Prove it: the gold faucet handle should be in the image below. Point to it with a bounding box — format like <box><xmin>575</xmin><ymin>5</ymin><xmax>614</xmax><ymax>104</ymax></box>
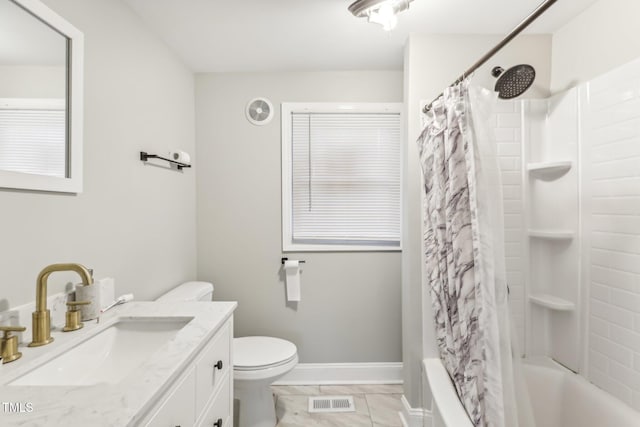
<box><xmin>0</xmin><ymin>326</ymin><xmax>26</xmax><ymax>364</ymax></box>
<box><xmin>63</xmin><ymin>302</ymin><xmax>89</xmax><ymax>332</ymax></box>
<box><xmin>0</xmin><ymin>326</ymin><xmax>26</xmax><ymax>336</ymax></box>
<box><xmin>67</xmin><ymin>301</ymin><xmax>91</xmax><ymax>311</ymax></box>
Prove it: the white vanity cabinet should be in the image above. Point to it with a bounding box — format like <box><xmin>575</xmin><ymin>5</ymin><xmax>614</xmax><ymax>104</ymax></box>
<box><xmin>144</xmin><ymin>367</ymin><xmax>197</xmax><ymax>426</ymax></box>
<box><xmin>143</xmin><ymin>318</ymin><xmax>233</xmax><ymax>427</ymax></box>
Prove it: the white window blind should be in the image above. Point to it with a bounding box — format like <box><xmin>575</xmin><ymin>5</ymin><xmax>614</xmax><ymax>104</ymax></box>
<box><xmin>287</xmin><ymin>109</ymin><xmax>401</xmax><ymax>249</ymax></box>
<box><xmin>0</xmin><ymin>103</ymin><xmax>66</xmax><ymax>178</ymax></box>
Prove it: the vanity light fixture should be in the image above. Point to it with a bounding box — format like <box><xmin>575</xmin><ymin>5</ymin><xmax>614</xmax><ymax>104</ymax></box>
<box><xmin>348</xmin><ymin>0</ymin><xmax>413</xmax><ymax>31</ymax></box>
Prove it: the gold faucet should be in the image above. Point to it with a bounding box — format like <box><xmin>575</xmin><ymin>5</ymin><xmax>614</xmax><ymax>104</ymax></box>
<box><xmin>29</xmin><ymin>263</ymin><xmax>93</xmax><ymax>347</ymax></box>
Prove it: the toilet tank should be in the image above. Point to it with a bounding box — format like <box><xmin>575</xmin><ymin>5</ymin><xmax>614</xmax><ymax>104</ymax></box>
<box><xmin>156</xmin><ymin>281</ymin><xmax>213</xmax><ymax>302</ymax></box>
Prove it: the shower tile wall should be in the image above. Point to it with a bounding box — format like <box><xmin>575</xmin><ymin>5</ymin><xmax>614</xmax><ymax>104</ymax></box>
<box><xmin>581</xmin><ymin>57</ymin><xmax>640</xmax><ymax>410</ymax></box>
<box><xmin>495</xmin><ymin>100</ymin><xmax>525</xmax><ymax>353</ymax></box>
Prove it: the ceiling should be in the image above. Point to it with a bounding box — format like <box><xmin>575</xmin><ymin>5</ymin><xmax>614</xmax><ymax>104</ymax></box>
<box><xmin>123</xmin><ymin>0</ymin><xmax>600</xmax><ymax>73</ymax></box>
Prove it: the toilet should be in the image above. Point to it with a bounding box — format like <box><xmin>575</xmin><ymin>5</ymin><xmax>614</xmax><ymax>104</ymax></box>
<box><xmin>156</xmin><ymin>282</ymin><xmax>298</xmax><ymax>427</ymax></box>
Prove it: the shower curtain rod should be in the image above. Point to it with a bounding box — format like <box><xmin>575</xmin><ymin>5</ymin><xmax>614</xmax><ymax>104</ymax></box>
<box><xmin>423</xmin><ymin>0</ymin><xmax>558</xmax><ymax>113</ymax></box>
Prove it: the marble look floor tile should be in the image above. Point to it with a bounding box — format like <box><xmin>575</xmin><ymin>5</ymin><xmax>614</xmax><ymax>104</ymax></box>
<box><xmin>319</xmin><ymin>384</ymin><xmax>404</xmax><ymax>395</ymax></box>
<box><xmin>272</xmin><ymin>385</ymin><xmax>321</xmax><ymax>396</ymax></box>
<box><xmin>276</xmin><ymin>394</ymin><xmax>373</xmax><ymax>427</ymax></box>
<box><xmin>365</xmin><ymin>394</ymin><xmax>403</xmax><ymax>426</ymax></box>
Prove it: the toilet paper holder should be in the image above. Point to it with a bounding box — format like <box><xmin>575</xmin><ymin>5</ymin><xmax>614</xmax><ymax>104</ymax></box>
<box><xmin>281</xmin><ymin>257</ymin><xmax>305</xmax><ymax>265</ymax></box>
<box><xmin>140</xmin><ymin>151</ymin><xmax>192</xmax><ymax>170</ymax></box>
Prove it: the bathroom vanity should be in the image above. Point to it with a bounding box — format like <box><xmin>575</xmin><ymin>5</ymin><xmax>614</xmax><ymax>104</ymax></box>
<box><xmin>142</xmin><ymin>310</ymin><xmax>233</xmax><ymax>426</ymax></box>
<box><xmin>0</xmin><ymin>301</ymin><xmax>236</xmax><ymax>426</ymax></box>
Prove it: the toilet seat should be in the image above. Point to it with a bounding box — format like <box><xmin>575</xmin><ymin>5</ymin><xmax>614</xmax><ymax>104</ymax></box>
<box><xmin>234</xmin><ymin>336</ymin><xmax>297</xmax><ymax>371</ymax></box>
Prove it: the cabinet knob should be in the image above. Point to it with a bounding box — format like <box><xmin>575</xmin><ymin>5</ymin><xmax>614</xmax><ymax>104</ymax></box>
<box><xmin>214</xmin><ymin>418</ymin><xmax>223</xmax><ymax>427</ymax></box>
<box><xmin>214</xmin><ymin>360</ymin><xmax>223</xmax><ymax>370</ymax></box>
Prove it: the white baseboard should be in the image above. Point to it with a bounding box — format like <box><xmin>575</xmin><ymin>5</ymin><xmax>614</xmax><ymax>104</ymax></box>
<box><xmin>273</xmin><ymin>362</ymin><xmax>403</xmax><ymax>385</ymax></box>
<box><xmin>399</xmin><ymin>395</ymin><xmax>431</xmax><ymax>427</ymax></box>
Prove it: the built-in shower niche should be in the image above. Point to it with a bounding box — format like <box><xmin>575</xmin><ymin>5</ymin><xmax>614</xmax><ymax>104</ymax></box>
<box><xmin>523</xmin><ymin>88</ymin><xmax>581</xmax><ymax>372</ymax></box>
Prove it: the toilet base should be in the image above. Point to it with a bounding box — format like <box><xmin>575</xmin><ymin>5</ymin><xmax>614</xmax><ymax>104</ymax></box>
<box><xmin>233</xmin><ymin>350</ymin><xmax>298</xmax><ymax>427</ymax></box>
<box><xmin>235</xmin><ymin>378</ymin><xmax>278</xmax><ymax>427</ymax></box>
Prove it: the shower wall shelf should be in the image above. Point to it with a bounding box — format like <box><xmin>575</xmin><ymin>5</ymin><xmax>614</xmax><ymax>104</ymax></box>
<box><xmin>527</xmin><ymin>161</ymin><xmax>572</xmax><ymax>177</ymax></box>
<box><xmin>528</xmin><ymin>229</ymin><xmax>574</xmax><ymax>240</ymax></box>
<box><xmin>529</xmin><ymin>293</ymin><xmax>575</xmax><ymax>311</ymax></box>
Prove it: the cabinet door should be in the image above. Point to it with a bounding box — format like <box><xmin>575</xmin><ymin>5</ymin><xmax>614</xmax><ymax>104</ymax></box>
<box><xmin>145</xmin><ymin>366</ymin><xmax>196</xmax><ymax>427</ymax></box>
<box><xmin>195</xmin><ymin>320</ymin><xmax>231</xmax><ymax>415</ymax></box>
<box><xmin>196</xmin><ymin>372</ymin><xmax>231</xmax><ymax>427</ymax></box>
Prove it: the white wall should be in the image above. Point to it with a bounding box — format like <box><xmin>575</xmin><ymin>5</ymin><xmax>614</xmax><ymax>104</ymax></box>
<box><xmin>0</xmin><ymin>0</ymin><xmax>197</xmax><ymax>309</ymax></box>
<box><xmin>0</xmin><ymin>65</ymin><xmax>65</xmax><ymax>98</ymax></box>
<box><xmin>195</xmin><ymin>71</ymin><xmax>403</xmax><ymax>363</ymax></box>
<box><xmin>551</xmin><ymin>0</ymin><xmax>640</xmax><ymax>92</ymax></box>
<box><xmin>403</xmin><ymin>33</ymin><xmax>551</xmax><ymax>408</ymax></box>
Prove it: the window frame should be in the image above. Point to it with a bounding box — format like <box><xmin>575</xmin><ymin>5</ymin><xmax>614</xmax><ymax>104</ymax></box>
<box><xmin>281</xmin><ymin>102</ymin><xmax>403</xmax><ymax>252</ymax></box>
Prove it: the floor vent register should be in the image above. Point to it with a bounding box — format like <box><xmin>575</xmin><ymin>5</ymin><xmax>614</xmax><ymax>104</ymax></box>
<box><xmin>308</xmin><ymin>396</ymin><xmax>355</xmax><ymax>413</ymax></box>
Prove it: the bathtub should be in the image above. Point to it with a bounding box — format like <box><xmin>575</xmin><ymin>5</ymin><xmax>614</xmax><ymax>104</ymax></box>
<box><xmin>424</xmin><ymin>358</ymin><xmax>640</xmax><ymax>427</ymax></box>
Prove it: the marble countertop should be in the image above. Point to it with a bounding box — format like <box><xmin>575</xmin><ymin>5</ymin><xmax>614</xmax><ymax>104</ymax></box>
<box><xmin>0</xmin><ymin>301</ymin><xmax>236</xmax><ymax>426</ymax></box>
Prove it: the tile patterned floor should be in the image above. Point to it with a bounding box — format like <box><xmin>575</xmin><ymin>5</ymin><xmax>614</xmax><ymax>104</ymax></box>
<box><xmin>271</xmin><ymin>384</ymin><xmax>404</xmax><ymax>427</ymax></box>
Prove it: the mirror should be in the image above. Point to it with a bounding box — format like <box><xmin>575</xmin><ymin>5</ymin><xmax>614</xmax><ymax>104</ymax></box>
<box><xmin>0</xmin><ymin>0</ymin><xmax>83</xmax><ymax>193</ymax></box>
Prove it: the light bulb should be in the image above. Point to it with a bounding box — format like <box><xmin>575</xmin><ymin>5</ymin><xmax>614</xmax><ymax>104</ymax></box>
<box><xmin>368</xmin><ymin>2</ymin><xmax>398</xmax><ymax>32</ymax></box>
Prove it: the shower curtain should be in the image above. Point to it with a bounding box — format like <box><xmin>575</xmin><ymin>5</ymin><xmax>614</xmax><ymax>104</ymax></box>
<box><xmin>416</xmin><ymin>82</ymin><xmax>534</xmax><ymax>427</ymax></box>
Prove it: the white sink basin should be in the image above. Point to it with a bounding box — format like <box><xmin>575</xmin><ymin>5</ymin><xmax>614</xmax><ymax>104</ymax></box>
<box><xmin>9</xmin><ymin>318</ymin><xmax>192</xmax><ymax>386</ymax></box>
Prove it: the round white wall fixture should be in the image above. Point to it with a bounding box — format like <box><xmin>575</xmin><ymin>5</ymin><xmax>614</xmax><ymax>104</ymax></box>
<box><xmin>246</xmin><ymin>97</ymin><xmax>274</xmax><ymax>126</ymax></box>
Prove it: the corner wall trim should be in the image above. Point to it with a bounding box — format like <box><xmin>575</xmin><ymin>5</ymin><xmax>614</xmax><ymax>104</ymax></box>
<box><xmin>399</xmin><ymin>395</ymin><xmax>431</xmax><ymax>427</ymax></box>
<box><xmin>273</xmin><ymin>362</ymin><xmax>403</xmax><ymax>385</ymax></box>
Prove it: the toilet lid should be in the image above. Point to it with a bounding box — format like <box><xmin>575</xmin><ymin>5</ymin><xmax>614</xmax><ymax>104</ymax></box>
<box><xmin>234</xmin><ymin>336</ymin><xmax>297</xmax><ymax>370</ymax></box>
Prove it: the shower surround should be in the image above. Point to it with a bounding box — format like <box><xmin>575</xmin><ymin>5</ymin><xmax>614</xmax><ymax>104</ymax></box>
<box><xmin>424</xmin><ymin>54</ymin><xmax>640</xmax><ymax>427</ymax></box>
<box><xmin>500</xmin><ymin>56</ymin><xmax>640</xmax><ymax>411</ymax></box>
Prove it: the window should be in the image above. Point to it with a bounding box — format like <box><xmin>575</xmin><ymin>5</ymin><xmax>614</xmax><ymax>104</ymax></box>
<box><xmin>282</xmin><ymin>103</ymin><xmax>402</xmax><ymax>251</ymax></box>
<box><xmin>0</xmin><ymin>98</ymin><xmax>66</xmax><ymax>178</ymax></box>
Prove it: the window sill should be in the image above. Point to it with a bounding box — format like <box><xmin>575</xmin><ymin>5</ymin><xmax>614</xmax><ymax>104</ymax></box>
<box><xmin>283</xmin><ymin>243</ymin><xmax>402</xmax><ymax>252</ymax></box>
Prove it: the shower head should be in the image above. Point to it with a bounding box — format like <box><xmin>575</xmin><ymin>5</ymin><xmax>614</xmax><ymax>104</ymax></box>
<box><xmin>491</xmin><ymin>64</ymin><xmax>536</xmax><ymax>99</ymax></box>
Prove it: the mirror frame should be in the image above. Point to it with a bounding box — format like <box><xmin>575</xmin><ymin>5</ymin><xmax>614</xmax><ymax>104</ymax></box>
<box><xmin>1</xmin><ymin>0</ymin><xmax>84</xmax><ymax>193</ymax></box>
